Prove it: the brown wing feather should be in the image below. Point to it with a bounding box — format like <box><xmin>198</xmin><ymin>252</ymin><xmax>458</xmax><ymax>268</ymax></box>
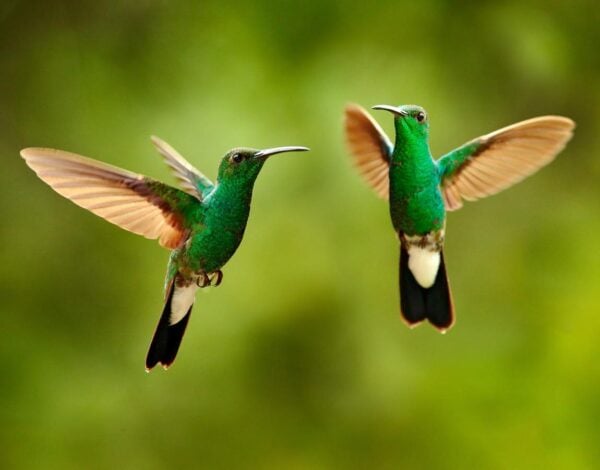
<box><xmin>344</xmin><ymin>104</ymin><xmax>392</xmax><ymax>199</ymax></box>
<box><xmin>442</xmin><ymin>116</ymin><xmax>575</xmax><ymax>210</ymax></box>
<box><xmin>150</xmin><ymin>136</ymin><xmax>214</xmax><ymax>199</ymax></box>
<box><xmin>21</xmin><ymin>148</ymin><xmax>191</xmax><ymax>249</ymax></box>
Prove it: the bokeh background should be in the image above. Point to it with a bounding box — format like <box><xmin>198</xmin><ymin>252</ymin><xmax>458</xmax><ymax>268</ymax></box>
<box><xmin>1</xmin><ymin>1</ymin><xmax>599</xmax><ymax>468</ymax></box>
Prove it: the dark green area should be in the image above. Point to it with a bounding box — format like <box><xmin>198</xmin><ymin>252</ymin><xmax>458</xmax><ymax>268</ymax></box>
<box><xmin>1</xmin><ymin>1</ymin><xmax>599</xmax><ymax>468</ymax></box>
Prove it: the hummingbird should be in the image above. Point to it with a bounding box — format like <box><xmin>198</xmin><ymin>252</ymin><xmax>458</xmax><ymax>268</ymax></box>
<box><xmin>21</xmin><ymin>138</ymin><xmax>309</xmax><ymax>370</ymax></box>
<box><xmin>345</xmin><ymin>103</ymin><xmax>574</xmax><ymax>331</ymax></box>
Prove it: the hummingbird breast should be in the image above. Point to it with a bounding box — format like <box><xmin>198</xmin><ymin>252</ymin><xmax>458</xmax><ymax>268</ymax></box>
<box><xmin>388</xmin><ymin>145</ymin><xmax>446</xmax><ymax>235</ymax></box>
<box><xmin>389</xmin><ymin>173</ymin><xmax>446</xmax><ymax>235</ymax></box>
<box><xmin>183</xmin><ymin>194</ymin><xmax>252</xmax><ymax>273</ymax></box>
<box><xmin>185</xmin><ymin>227</ymin><xmax>245</xmax><ymax>273</ymax></box>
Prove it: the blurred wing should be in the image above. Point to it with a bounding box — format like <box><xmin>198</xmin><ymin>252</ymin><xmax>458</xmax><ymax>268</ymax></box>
<box><xmin>21</xmin><ymin>148</ymin><xmax>199</xmax><ymax>249</ymax></box>
<box><xmin>151</xmin><ymin>136</ymin><xmax>214</xmax><ymax>200</ymax></box>
<box><xmin>438</xmin><ymin>116</ymin><xmax>575</xmax><ymax>211</ymax></box>
<box><xmin>344</xmin><ymin>103</ymin><xmax>393</xmax><ymax>199</ymax></box>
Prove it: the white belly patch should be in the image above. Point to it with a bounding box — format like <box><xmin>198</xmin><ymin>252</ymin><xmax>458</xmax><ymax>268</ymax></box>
<box><xmin>169</xmin><ymin>284</ymin><xmax>198</xmax><ymax>325</ymax></box>
<box><xmin>407</xmin><ymin>246</ymin><xmax>440</xmax><ymax>288</ymax></box>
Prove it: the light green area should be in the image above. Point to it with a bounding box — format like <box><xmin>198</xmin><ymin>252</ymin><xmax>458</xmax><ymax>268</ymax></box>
<box><xmin>1</xmin><ymin>1</ymin><xmax>599</xmax><ymax>468</ymax></box>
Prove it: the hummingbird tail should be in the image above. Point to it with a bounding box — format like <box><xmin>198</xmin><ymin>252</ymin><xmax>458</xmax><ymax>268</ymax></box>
<box><xmin>399</xmin><ymin>246</ymin><xmax>454</xmax><ymax>332</ymax></box>
<box><xmin>145</xmin><ymin>280</ymin><xmax>195</xmax><ymax>371</ymax></box>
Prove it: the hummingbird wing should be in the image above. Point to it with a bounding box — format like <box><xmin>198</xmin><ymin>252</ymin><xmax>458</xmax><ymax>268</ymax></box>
<box><xmin>344</xmin><ymin>104</ymin><xmax>393</xmax><ymax>199</ymax></box>
<box><xmin>437</xmin><ymin>116</ymin><xmax>575</xmax><ymax>211</ymax></box>
<box><xmin>21</xmin><ymin>148</ymin><xmax>199</xmax><ymax>249</ymax></box>
<box><xmin>150</xmin><ymin>136</ymin><xmax>214</xmax><ymax>200</ymax></box>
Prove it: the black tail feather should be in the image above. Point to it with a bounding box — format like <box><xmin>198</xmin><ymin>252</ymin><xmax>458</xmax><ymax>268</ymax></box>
<box><xmin>399</xmin><ymin>247</ymin><xmax>427</xmax><ymax>325</ymax></box>
<box><xmin>145</xmin><ymin>283</ymin><xmax>192</xmax><ymax>371</ymax></box>
<box><xmin>399</xmin><ymin>246</ymin><xmax>454</xmax><ymax>331</ymax></box>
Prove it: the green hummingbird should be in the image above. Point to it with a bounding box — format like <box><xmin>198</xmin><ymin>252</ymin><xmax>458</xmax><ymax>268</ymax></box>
<box><xmin>21</xmin><ymin>138</ymin><xmax>308</xmax><ymax>370</ymax></box>
<box><xmin>345</xmin><ymin>104</ymin><xmax>574</xmax><ymax>331</ymax></box>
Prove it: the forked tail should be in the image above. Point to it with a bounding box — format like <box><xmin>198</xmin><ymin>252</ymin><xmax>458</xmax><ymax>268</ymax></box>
<box><xmin>399</xmin><ymin>245</ymin><xmax>454</xmax><ymax>331</ymax></box>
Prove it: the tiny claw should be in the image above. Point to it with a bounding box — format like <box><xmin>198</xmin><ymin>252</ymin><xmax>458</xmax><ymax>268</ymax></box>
<box><xmin>196</xmin><ymin>272</ymin><xmax>211</xmax><ymax>288</ymax></box>
<box><xmin>210</xmin><ymin>270</ymin><xmax>223</xmax><ymax>287</ymax></box>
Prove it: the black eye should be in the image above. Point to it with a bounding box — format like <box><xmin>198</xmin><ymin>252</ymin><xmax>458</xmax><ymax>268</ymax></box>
<box><xmin>232</xmin><ymin>153</ymin><xmax>243</xmax><ymax>163</ymax></box>
<box><xmin>416</xmin><ymin>111</ymin><xmax>426</xmax><ymax>123</ymax></box>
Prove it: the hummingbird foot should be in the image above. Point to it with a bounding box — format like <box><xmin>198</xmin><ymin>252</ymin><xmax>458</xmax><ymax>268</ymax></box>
<box><xmin>195</xmin><ymin>272</ymin><xmax>212</xmax><ymax>288</ymax></box>
<box><xmin>194</xmin><ymin>270</ymin><xmax>223</xmax><ymax>288</ymax></box>
<box><xmin>209</xmin><ymin>270</ymin><xmax>223</xmax><ymax>287</ymax></box>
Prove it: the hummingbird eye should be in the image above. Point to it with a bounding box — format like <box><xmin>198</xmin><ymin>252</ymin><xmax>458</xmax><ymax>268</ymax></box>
<box><xmin>231</xmin><ymin>153</ymin><xmax>243</xmax><ymax>164</ymax></box>
<box><xmin>416</xmin><ymin>111</ymin><xmax>426</xmax><ymax>123</ymax></box>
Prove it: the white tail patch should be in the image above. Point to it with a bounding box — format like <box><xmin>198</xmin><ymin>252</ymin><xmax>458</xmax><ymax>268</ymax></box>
<box><xmin>169</xmin><ymin>284</ymin><xmax>198</xmax><ymax>325</ymax></box>
<box><xmin>407</xmin><ymin>247</ymin><xmax>440</xmax><ymax>288</ymax></box>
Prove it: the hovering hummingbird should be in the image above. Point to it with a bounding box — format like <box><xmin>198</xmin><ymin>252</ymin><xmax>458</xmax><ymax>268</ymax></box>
<box><xmin>345</xmin><ymin>104</ymin><xmax>574</xmax><ymax>331</ymax></box>
<box><xmin>21</xmin><ymin>138</ymin><xmax>308</xmax><ymax>370</ymax></box>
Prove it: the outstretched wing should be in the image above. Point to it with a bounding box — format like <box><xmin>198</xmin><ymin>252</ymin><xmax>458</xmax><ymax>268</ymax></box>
<box><xmin>437</xmin><ymin>116</ymin><xmax>575</xmax><ymax>211</ymax></box>
<box><xmin>344</xmin><ymin>104</ymin><xmax>393</xmax><ymax>199</ymax></box>
<box><xmin>151</xmin><ymin>136</ymin><xmax>214</xmax><ymax>200</ymax></box>
<box><xmin>21</xmin><ymin>148</ymin><xmax>199</xmax><ymax>249</ymax></box>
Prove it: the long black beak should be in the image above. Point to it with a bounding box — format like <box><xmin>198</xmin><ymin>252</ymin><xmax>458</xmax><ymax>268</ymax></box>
<box><xmin>372</xmin><ymin>104</ymin><xmax>408</xmax><ymax>116</ymax></box>
<box><xmin>254</xmin><ymin>146</ymin><xmax>310</xmax><ymax>159</ymax></box>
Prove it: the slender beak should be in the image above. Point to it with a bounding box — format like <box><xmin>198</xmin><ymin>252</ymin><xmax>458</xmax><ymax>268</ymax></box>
<box><xmin>254</xmin><ymin>146</ymin><xmax>310</xmax><ymax>159</ymax></box>
<box><xmin>372</xmin><ymin>104</ymin><xmax>408</xmax><ymax>116</ymax></box>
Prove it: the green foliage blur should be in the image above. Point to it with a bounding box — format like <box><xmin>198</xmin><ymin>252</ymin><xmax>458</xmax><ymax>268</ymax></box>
<box><xmin>2</xmin><ymin>0</ymin><xmax>599</xmax><ymax>468</ymax></box>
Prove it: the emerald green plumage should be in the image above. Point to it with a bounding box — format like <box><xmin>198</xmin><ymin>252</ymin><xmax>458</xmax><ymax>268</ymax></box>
<box><xmin>20</xmin><ymin>142</ymin><xmax>308</xmax><ymax>370</ymax></box>
<box><xmin>346</xmin><ymin>103</ymin><xmax>574</xmax><ymax>331</ymax></box>
<box><xmin>148</xmin><ymin>145</ymin><xmax>306</xmax><ymax>369</ymax></box>
<box><xmin>177</xmin><ymin>155</ymin><xmax>264</xmax><ymax>274</ymax></box>
<box><xmin>436</xmin><ymin>140</ymin><xmax>482</xmax><ymax>181</ymax></box>
<box><xmin>388</xmin><ymin>107</ymin><xmax>445</xmax><ymax>235</ymax></box>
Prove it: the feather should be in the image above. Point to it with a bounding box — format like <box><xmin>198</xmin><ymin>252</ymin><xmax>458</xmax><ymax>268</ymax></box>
<box><xmin>439</xmin><ymin>116</ymin><xmax>575</xmax><ymax>210</ymax></box>
<box><xmin>21</xmin><ymin>147</ymin><xmax>197</xmax><ymax>249</ymax></box>
<box><xmin>150</xmin><ymin>136</ymin><xmax>214</xmax><ymax>200</ymax></box>
<box><xmin>344</xmin><ymin>104</ymin><xmax>392</xmax><ymax>199</ymax></box>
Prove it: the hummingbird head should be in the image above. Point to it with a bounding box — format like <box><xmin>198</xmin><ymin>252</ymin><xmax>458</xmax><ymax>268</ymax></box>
<box><xmin>217</xmin><ymin>146</ymin><xmax>309</xmax><ymax>185</ymax></box>
<box><xmin>372</xmin><ymin>104</ymin><xmax>430</xmax><ymax>141</ymax></box>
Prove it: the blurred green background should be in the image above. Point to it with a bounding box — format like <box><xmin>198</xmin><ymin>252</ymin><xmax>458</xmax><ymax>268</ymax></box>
<box><xmin>2</xmin><ymin>0</ymin><xmax>599</xmax><ymax>468</ymax></box>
